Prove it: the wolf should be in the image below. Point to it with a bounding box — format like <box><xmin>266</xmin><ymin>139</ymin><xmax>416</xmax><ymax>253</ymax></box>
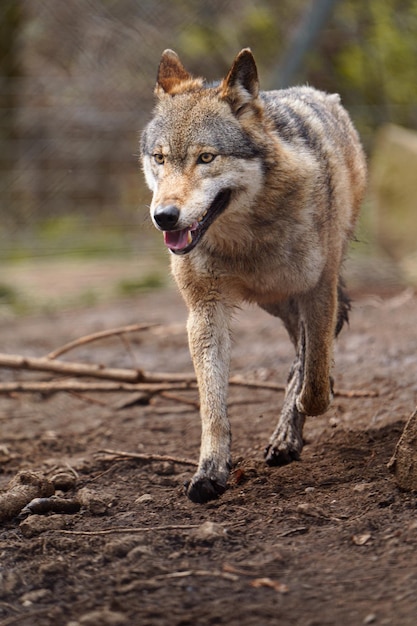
<box><xmin>141</xmin><ymin>49</ymin><xmax>367</xmax><ymax>504</ymax></box>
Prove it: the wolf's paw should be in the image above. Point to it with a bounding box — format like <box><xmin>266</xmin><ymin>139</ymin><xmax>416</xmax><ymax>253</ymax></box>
<box><xmin>184</xmin><ymin>475</ymin><xmax>226</xmax><ymax>504</ymax></box>
<box><xmin>264</xmin><ymin>443</ymin><xmax>301</xmax><ymax>466</ymax></box>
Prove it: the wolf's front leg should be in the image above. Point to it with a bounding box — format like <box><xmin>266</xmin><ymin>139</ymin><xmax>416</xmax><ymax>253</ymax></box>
<box><xmin>185</xmin><ymin>302</ymin><xmax>233</xmax><ymax>504</ymax></box>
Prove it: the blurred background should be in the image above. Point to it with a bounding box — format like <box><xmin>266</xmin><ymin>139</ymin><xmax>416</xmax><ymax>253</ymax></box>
<box><xmin>1</xmin><ymin>0</ymin><xmax>417</xmax><ymax>313</ymax></box>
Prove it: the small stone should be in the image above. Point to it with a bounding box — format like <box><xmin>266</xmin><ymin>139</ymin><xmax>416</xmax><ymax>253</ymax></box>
<box><xmin>190</xmin><ymin>521</ymin><xmax>227</xmax><ymax>544</ymax></box>
<box><xmin>103</xmin><ymin>537</ymin><xmax>139</xmax><ymax>559</ymax></box>
<box><xmin>352</xmin><ymin>533</ymin><xmax>372</xmax><ymax>546</ymax></box>
<box><xmin>127</xmin><ymin>544</ymin><xmax>153</xmax><ymax>560</ymax></box>
<box><xmin>363</xmin><ymin>613</ymin><xmax>377</xmax><ymax>624</ymax></box>
<box><xmin>51</xmin><ymin>471</ymin><xmax>77</xmax><ymax>491</ymax></box>
<box><xmin>353</xmin><ymin>482</ymin><xmax>372</xmax><ymax>492</ymax></box>
<box><xmin>78</xmin><ymin>610</ymin><xmax>128</xmax><ymax>625</ymax></box>
<box><xmin>134</xmin><ymin>493</ymin><xmax>154</xmax><ymax>505</ymax></box>
<box><xmin>77</xmin><ymin>487</ymin><xmax>109</xmax><ymax>515</ymax></box>
<box><xmin>20</xmin><ymin>514</ymin><xmax>67</xmax><ymax>538</ymax></box>
<box><xmin>20</xmin><ymin>588</ymin><xmax>52</xmax><ymax>605</ymax></box>
<box><xmin>39</xmin><ymin>559</ymin><xmax>68</xmax><ymax>580</ymax></box>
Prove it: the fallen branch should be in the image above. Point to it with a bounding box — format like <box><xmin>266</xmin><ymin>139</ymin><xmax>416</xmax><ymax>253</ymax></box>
<box><xmin>0</xmin><ymin>352</ymin><xmax>195</xmax><ymax>384</ymax></box>
<box><xmin>143</xmin><ymin>569</ymin><xmax>239</xmax><ymax>583</ymax></box>
<box><xmin>229</xmin><ymin>375</ymin><xmax>378</xmax><ymax>398</ymax></box>
<box><xmin>95</xmin><ymin>448</ymin><xmax>197</xmax><ymax>466</ymax></box>
<box><xmin>159</xmin><ymin>390</ymin><xmax>200</xmax><ymax>408</ymax></box>
<box><xmin>46</xmin><ymin>323</ymin><xmax>158</xmax><ymax>360</ymax></box>
<box><xmin>59</xmin><ymin>524</ymin><xmax>201</xmax><ymax>536</ymax></box>
<box><xmin>0</xmin><ymin>352</ymin><xmax>377</xmax><ymax>399</ymax></box>
<box><xmin>0</xmin><ymin>380</ymin><xmax>195</xmax><ymax>394</ymax></box>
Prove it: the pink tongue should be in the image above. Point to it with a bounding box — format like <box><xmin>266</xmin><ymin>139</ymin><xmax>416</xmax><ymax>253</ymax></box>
<box><xmin>163</xmin><ymin>228</ymin><xmax>190</xmax><ymax>251</ymax></box>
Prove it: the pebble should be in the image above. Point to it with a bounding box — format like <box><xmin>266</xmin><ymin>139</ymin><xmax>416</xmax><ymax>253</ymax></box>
<box><xmin>190</xmin><ymin>520</ymin><xmax>227</xmax><ymax>544</ymax></box>
<box><xmin>77</xmin><ymin>487</ymin><xmax>109</xmax><ymax>515</ymax></box>
<box><xmin>19</xmin><ymin>514</ymin><xmax>67</xmax><ymax>538</ymax></box>
<box><xmin>134</xmin><ymin>493</ymin><xmax>154</xmax><ymax>504</ymax></box>
<box><xmin>20</xmin><ymin>588</ymin><xmax>52</xmax><ymax>605</ymax></box>
<box><xmin>51</xmin><ymin>470</ymin><xmax>77</xmax><ymax>491</ymax></box>
<box><xmin>76</xmin><ymin>609</ymin><xmax>128</xmax><ymax>625</ymax></box>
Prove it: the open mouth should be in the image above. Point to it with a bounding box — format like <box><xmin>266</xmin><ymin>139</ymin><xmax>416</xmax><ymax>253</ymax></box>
<box><xmin>162</xmin><ymin>189</ymin><xmax>232</xmax><ymax>255</ymax></box>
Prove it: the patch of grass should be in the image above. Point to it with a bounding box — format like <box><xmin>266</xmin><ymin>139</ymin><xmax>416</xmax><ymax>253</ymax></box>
<box><xmin>0</xmin><ymin>283</ymin><xmax>28</xmax><ymax>314</ymax></box>
<box><xmin>1</xmin><ymin>214</ymin><xmax>146</xmax><ymax>262</ymax></box>
<box><xmin>117</xmin><ymin>273</ymin><xmax>165</xmax><ymax>296</ymax></box>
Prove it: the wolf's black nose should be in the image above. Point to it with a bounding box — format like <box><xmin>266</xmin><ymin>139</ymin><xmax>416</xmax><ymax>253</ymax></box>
<box><xmin>153</xmin><ymin>205</ymin><xmax>180</xmax><ymax>230</ymax></box>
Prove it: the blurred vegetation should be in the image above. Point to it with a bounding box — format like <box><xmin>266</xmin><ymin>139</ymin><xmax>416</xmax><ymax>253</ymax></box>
<box><xmin>0</xmin><ymin>0</ymin><xmax>416</xmax><ymax>263</ymax></box>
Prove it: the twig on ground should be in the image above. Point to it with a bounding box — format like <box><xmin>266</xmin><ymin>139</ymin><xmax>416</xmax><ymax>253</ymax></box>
<box><xmin>334</xmin><ymin>388</ymin><xmax>378</xmax><ymax>398</ymax></box>
<box><xmin>59</xmin><ymin>524</ymin><xmax>201</xmax><ymax>536</ymax></box>
<box><xmin>95</xmin><ymin>448</ymin><xmax>198</xmax><ymax>466</ymax></box>
<box><xmin>0</xmin><ymin>361</ymin><xmax>377</xmax><ymax>399</ymax></box>
<box><xmin>159</xmin><ymin>390</ymin><xmax>200</xmax><ymax>409</ymax></box>
<box><xmin>68</xmin><ymin>390</ymin><xmax>110</xmax><ymax>407</ymax></box>
<box><xmin>0</xmin><ymin>381</ymin><xmax>196</xmax><ymax>394</ymax></box>
<box><xmin>46</xmin><ymin>323</ymin><xmax>158</xmax><ymax>359</ymax></box>
<box><xmin>0</xmin><ymin>608</ymin><xmax>60</xmax><ymax>626</ymax></box>
<box><xmin>146</xmin><ymin>569</ymin><xmax>239</xmax><ymax>583</ymax></box>
<box><xmin>0</xmin><ymin>353</ymin><xmax>144</xmax><ymax>382</ymax></box>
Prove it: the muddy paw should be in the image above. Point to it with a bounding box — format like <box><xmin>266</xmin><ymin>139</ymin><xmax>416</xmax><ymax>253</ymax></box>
<box><xmin>184</xmin><ymin>476</ymin><xmax>226</xmax><ymax>504</ymax></box>
<box><xmin>264</xmin><ymin>444</ymin><xmax>301</xmax><ymax>467</ymax></box>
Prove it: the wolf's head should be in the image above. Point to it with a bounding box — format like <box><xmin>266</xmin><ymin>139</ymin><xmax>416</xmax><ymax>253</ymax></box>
<box><xmin>141</xmin><ymin>49</ymin><xmax>266</xmax><ymax>255</ymax></box>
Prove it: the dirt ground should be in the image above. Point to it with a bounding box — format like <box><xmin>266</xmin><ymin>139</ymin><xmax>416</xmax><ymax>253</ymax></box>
<box><xmin>1</xmin><ymin>282</ymin><xmax>417</xmax><ymax>626</ymax></box>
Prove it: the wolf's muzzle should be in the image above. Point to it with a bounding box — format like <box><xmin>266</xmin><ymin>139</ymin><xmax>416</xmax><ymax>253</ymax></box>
<box><xmin>152</xmin><ymin>189</ymin><xmax>232</xmax><ymax>255</ymax></box>
<box><xmin>153</xmin><ymin>204</ymin><xmax>180</xmax><ymax>231</ymax></box>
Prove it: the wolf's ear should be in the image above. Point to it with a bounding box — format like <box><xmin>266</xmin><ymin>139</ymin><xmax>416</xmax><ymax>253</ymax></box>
<box><xmin>221</xmin><ymin>49</ymin><xmax>259</xmax><ymax>114</ymax></box>
<box><xmin>156</xmin><ymin>49</ymin><xmax>193</xmax><ymax>95</ymax></box>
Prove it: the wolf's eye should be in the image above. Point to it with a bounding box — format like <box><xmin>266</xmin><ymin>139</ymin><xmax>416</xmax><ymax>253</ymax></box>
<box><xmin>153</xmin><ymin>154</ymin><xmax>165</xmax><ymax>165</ymax></box>
<box><xmin>198</xmin><ymin>153</ymin><xmax>216</xmax><ymax>164</ymax></box>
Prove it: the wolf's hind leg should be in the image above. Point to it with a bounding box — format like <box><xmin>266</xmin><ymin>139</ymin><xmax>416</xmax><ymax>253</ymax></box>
<box><xmin>265</xmin><ymin>344</ymin><xmax>306</xmax><ymax>465</ymax></box>
<box><xmin>295</xmin><ymin>270</ymin><xmax>339</xmax><ymax>417</ymax></box>
<box><xmin>260</xmin><ymin>300</ymin><xmax>306</xmax><ymax>465</ymax></box>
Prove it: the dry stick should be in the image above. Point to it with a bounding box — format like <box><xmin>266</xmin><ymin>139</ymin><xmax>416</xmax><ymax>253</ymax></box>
<box><xmin>96</xmin><ymin>448</ymin><xmax>198</xmax><ymax>466</ymax></box>
<box><xmin>0</xmin><ymin>360</ymin><xmax>377</xmax><ymax>400</ymax></box>
<box><xmin>59</xmin><ymin>524</ymin><xmax>201</xmax><ymax>536</ymax></box>
<box><xmin>0</xmin><ymin>609</ymin><xmax>60</xmax><ymax>626</ymax></box>
<box><xmin>0</xmin><ymin>352</ymin><xmax>377</xmax><ymax>398</ymax></box>
<box><xmin>68</xmin><ymin>390</ymin><xmax>110</xmax><ymax>407</ymax></box>
<box><xmin>143</xmin><ymin>569</ymin><xmax>239</xmax><ymax>583</ymax></box>
<box><xmin>159</xmin><ymin>390</ymin><xmax>200</xmax><ymax>408</ymax></box>
<box><xmin>0</xmin><ymin>352</ymin><xmax>147</xmax><ymax>382</ymax></box>
<box><xmin>0</xmin><ymin>378</ymin><xmax>378</xmax><ymax>398</ymax></box>
<box><xmin>46</xmin><ymin>323</ymin><xmax>158</xmax><ymax>360</ymax></box>
<box><xmin>0</xmin><ymin>352</ymin><xmax>196</xmax><ymax>384</ymax></box>
<box><xmin>229</xmin><ymin>375</ymin><xmax>378</xmax><ymax>398</ymax></box>
<box><xmin>0</xmin><ymin>380</ymin><xmax>195</xmax><ymax>394</ymax></box>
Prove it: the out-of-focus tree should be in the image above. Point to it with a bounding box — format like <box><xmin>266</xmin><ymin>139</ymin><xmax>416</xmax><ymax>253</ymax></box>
<box><xmin>304</xmin><ymin>0</ymin><xmax>417</xmax><ymax>143</ymax></box>
<box><xmin>0</xmin><ymin>1</ymin><xmax>23</xmax><ymax>229</ymax></box>
<box><xmin>1</xmin><ymin>0</ymin><xmax>417</xmax><ymax>257</ymax></box>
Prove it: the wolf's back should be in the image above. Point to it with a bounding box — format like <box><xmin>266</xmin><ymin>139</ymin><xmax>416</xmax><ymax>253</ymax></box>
<box><xmin>261</xmin><ymin>86</ymin><xmax>357</xmax><ymax>153</ymax></box>
<box><xmin>261</xmin><ymin>86</ymin><xmax>366</xmax><ymax>237</ymax></box>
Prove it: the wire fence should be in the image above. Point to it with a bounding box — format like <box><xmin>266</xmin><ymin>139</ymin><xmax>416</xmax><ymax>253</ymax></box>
<box><xmin>0</xmin><ymin>0</ymin><xmax>416</xmax><ymax>263</ymax></box>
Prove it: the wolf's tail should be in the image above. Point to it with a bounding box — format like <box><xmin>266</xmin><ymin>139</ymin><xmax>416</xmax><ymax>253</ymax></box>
<box><xmin>335</xmin><ymin>277</ymin><xmax>351</xmax><ymax>337</ymax></box>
